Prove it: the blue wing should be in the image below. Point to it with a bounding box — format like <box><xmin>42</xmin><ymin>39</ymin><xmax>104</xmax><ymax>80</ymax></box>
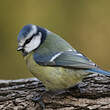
<box><xmin>86</xmin><ymin>68</ymin><xmax>110</xmax><ymax>76</ymax></box>
<box><xmin>33</xmin><ymin>50</ymin><xmax>97</xmax><ymax>69</ymax></box>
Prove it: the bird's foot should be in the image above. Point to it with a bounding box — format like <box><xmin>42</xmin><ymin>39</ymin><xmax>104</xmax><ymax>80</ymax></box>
<box><xmin>31</xmin><ymin>94</ymin><xmax>45</xmax><ymax>110</ymax></box>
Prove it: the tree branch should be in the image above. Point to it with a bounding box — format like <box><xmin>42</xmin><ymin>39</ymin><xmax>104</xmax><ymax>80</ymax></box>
<box><xmin>0</xmin><ymin>74</ymin><xmax>110</xmax><ymax>110</ymax></box>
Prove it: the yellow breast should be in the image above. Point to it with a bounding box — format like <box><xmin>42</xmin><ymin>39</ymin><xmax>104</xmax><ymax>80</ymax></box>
<box><xmin>24</xmin><ymin>54</ymin><xmax>88</xmax><ymax>91</ymax></box>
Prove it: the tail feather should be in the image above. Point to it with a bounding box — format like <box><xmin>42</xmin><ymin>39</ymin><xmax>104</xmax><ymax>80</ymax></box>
<box><xmin>86</xmin><ymin>68</ymin><xmax>110</xmax><ymax>76</ymax></box>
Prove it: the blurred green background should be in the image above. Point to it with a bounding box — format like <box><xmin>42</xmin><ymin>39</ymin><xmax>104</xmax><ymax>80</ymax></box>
<box><xmin>0</xmin><ymin>0</ymin><xmax>110</xmax><ymax>79</ymax></box>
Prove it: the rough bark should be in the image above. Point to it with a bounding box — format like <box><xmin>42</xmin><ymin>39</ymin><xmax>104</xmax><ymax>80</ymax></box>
<box><xmin>0</xmin><ymin>74</ymin><xmax>110</xmax><ymax>110</ymax></box>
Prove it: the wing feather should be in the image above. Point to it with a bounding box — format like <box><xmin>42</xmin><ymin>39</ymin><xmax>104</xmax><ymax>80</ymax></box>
<box><xmin>33</xmin><ymin>50</ymin><xmax>97</xmax><ymax>69</ymax></box>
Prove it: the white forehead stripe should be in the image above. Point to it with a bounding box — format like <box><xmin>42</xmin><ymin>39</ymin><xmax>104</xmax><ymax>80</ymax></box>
<box><xmin>26</xmin><ymin>25</ymin><xmax>37</xmax><ymax>40</ymax></box>
<box><xmin>32</xmin><ymin>25</ymin><xmax>37</xmax><ymax>34</ymax></box>
<box><xmin>50</xmin><ymin>52</ymin><xmax>63</xmax><ymax>62</ymax></box>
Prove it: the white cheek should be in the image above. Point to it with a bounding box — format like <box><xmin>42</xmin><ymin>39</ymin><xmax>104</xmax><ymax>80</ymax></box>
<box><xmin>24</xmin><ymin>35</ymin><xmax>41</xmax><ymax>53</ymax></box>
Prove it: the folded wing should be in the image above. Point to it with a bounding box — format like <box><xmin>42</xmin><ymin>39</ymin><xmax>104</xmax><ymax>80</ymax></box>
<box><xmin>33</xmin><ymin>50</ymin><xmax>97</xmax><ymax>69</ymax></box>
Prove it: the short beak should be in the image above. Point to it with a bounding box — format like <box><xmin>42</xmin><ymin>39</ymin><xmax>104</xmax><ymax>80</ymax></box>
<box><xmin>17</xmin><ymin>46</ymin><xmax>23</xmax><ymax>51</ymax></box>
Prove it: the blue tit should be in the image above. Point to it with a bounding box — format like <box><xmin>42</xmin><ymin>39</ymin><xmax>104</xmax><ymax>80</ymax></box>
<box><xmin>17</xmin><ymin>24</ymin><xmax>110</xmax><ymax>91</ymax></box>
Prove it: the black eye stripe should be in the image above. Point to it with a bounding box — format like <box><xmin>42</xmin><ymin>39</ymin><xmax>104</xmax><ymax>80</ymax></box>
<box><xmin>25</xmin><ymin>36</ymin><xmax>33</xmax><ymax>44</ymax></box>
<box><xmin>23</xmin><ymin>32</ymin><xmax>40</xmax><ymax>47</ymax></box>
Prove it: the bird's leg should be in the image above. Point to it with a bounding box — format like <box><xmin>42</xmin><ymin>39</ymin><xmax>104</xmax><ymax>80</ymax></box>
<box><xmin>31</xmin><ymin>85</ymin><xmax>82</xmax><ymax>110</ymax></box>
<box><xmin>66</xmin><ymin>83</ymin><xmax>85</xmax><ymax>97</ymax></box>
<box><xmin>31</xmin><ymin>91</ymin><xmax>46</xmax><ymax>110</ymax></box>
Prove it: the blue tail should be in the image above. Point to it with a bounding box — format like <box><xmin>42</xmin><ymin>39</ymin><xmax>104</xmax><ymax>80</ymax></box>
<box><xmin>86</xmin><ymin>68</ymin><xmax>110</xmax><ymax>76</ymax></box>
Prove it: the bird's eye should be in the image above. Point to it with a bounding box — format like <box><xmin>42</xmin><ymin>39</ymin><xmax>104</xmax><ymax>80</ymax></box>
<box><xmin>25</xmin><ymin>36</ymin><xmax>33</xmax><ymax>45</ymax></box>
<box><xmin>23</xmin><ymin>33</ymin><xmax>37</xmax><ymax>47</ymax></box>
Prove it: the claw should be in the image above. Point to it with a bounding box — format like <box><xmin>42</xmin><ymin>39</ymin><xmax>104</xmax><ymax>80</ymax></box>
<box><xmin>32</xmin><ymin>95</ymin><xmax>45</xmax><ymax>110</ymax></box>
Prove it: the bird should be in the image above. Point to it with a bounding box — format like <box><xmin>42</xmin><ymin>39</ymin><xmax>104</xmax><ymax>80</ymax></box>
<box><xmin>17</xmin><ymin>24</ymin><xmax>110</xmax><ymax>109</ymax></box>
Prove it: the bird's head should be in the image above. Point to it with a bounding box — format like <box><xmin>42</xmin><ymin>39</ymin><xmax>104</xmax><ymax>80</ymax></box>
<box><xmin>17</xmin><ymin>24</ymin><xmax>47</xmax><ymax>56</ymax></box>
